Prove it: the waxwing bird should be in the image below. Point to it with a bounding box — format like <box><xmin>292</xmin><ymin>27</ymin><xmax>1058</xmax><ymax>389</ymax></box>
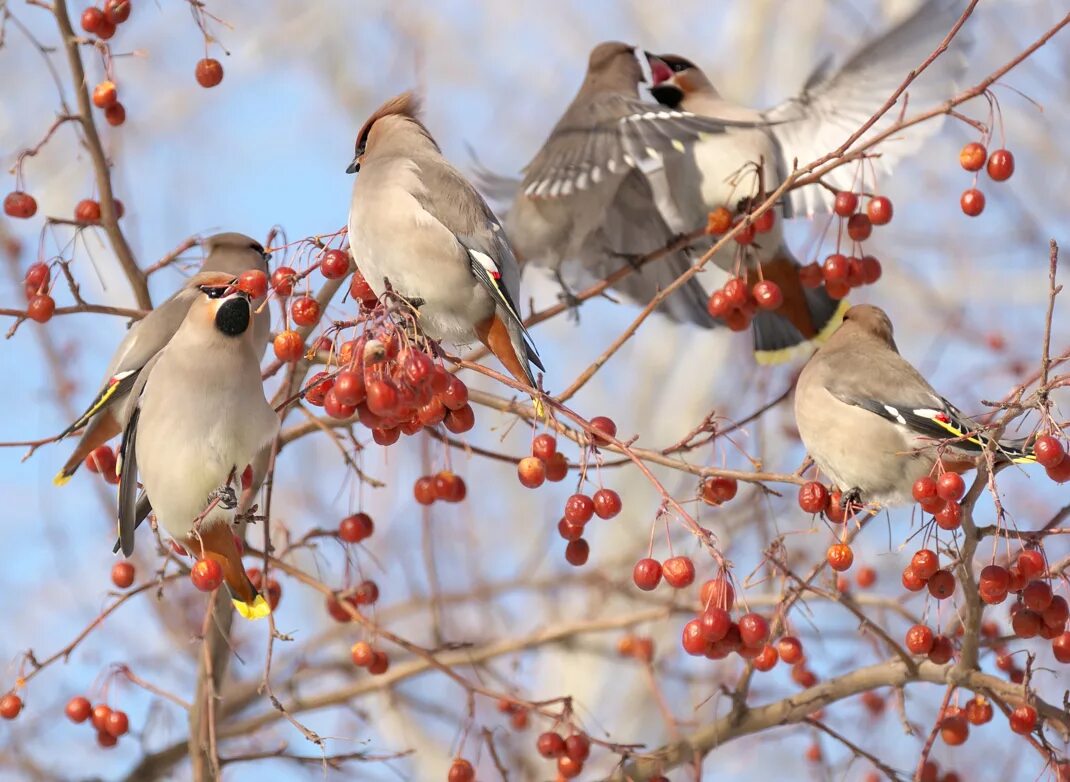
<box><xmin>347</xmin><ymin>92</ymin><xmax>544</xmax><ymax>396</ymax></box>
<box><xmin>116</xmin><ymin>271</ymin><xmax>279</xmax><ymax>619</ymax></box>
<box><xmin>54</xmin><ymin>232</ymin><xmax>271</xmax><ymax>485</ymax></box>
<box><xmin>501</xmin><ymin>40</ymin><xmax>762</xmax><ymax>327</ymax></box>
<box><xmin>643</xmin><ymin>0</ymin><xmax>970</xmax><ymax>359</ymax></box>
<box><xmin>794</xmin><ymin>305</ymin><xmax>1034</xmax><ymax>508</ymax></box>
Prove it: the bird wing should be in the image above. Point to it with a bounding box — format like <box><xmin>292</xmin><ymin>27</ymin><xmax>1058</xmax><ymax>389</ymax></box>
<box><xmin>115</xmin><ymin>352</ymin><xmax>162</xmax><ymax>557</ymax></box>
<box><xmin>414</xmin><ymin>160</ymin><xmax>544</xmax><ymax>379</ymax></box>
<box><xmin>521</xmin><ymin>94</ymin><xmax>741</xmax><ymax>200</ymax></box>
<box><xmin>764</xmin><ymin>0</ymin><xmax>970</xmax><ymax>216</ymax></box>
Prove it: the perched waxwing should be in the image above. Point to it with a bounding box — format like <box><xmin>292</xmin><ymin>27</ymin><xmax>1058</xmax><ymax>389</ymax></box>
<box><xmin>116</xmin><ymin>271</ymin><xmax>279</xmax><ymax>620</ymax></box>
<box><xmin>346</xmin><ymin>92</ymin><xmax>544</xmax><ymax>398</ymax></box>
<box><xmin>54</xmin><ymin>232</ymin><xmax>271</xmax><ymax>484</ymax></box>
<box><xmin>501</xmin><ymin>40</ymin><xmax>758</xmax><ymax>325</ymax></box>
<box><xmin>643</xmin><ymin>0</ymin><xmax>970</xmax><ymax>360</ymax></box>
<box><xmin>794</xmin><ymin>305</ymin><xmax>1034</xmax><ymax>507</ymax></box>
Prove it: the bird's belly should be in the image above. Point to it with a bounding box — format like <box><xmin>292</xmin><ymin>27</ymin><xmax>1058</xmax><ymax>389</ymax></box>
<box><xmin>690</xmin><ymin>130</ymin><xmax>779</xmax><ymax>211</ymax></box>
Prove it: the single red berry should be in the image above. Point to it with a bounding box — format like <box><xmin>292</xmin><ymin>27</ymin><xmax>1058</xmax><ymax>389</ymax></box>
<box><xmin>564</xmin><ymin>494</ymin><xmax>595</xmax><ymax>524</ymax></box>
<box><xmin>91</xmin><ymin>704</ymin><xmax>112</xmax><ymax>731</ymax></box>
<box><xmin>960</xmin><ymin>188</ymin><xmax>985</xmax><ymax>216</ymax></box>
<box><xmin>332</xmin><ymin>370</ymin><xmax>366</xmax><ymax>407</ymax></box>
<box><xmin>564</xmin><ymin>733</ymin><xmax>591</xmax><ymax>762</ymax></box>
<box><xmin>827</xmin><ymin>543</ymin><xmax>853</xmax><ymax>572</ymax></box>
<box><xmin>935</xmin><ymin>500</ymin><xmax>962</xmax><ymax>530</ymax></box>
<box><xmin>632</xmin><ymin>558</ymin><xmax>662</xmax><ymax>591</ymax></box>
<box><xmin>1023</xmin><ymin>580</ymin><xmax>1053</xmax><ymax>612</ymax></box>
<box><xmin>936</xmin><ymin>472</ymin><xmax>965</xmax><ymax>502</ymax></box>
<box><xmin>738</xmin><ymin>612</ymin><xmax>769</xmax><ymax>647</ymax></box>
<box><xmin>4</xmin><ymin>191</ymin><xmax>37</xmax><ymax>219</ymax></box>
<box><xmin>81</xmin><ymin>7</ymin><xmax>105</xmax><ymax>33</ymax></box>
<box><xmin>752</xmin><ymin>207</ymin><xmax>775</xmax><ymax>233</ymax></box>
<box><xmin>751</xmin><ymin>280</ymin><xmax>783</xmax><ymax>310</ymax></box>
<box><xmin>860</xmin><ymin>254</ymin><xmax>882</xmax><ymax>284</ymax></box>
<box><xmin>413</xmin><ymin>476</ymin><xmax>436</xmax><ymax>505</ymax></box>
<box><xmin>912</xmin><ymin>476</ymin><xmax>938</xmax><ymax>503</ymax></box>
<box><xmin>940</xmin><ymin>712</ymin><xmax>969</xmax><ymax>746</ymax></box>
<box><xmin>846</xmin><ymin>213</ymin><xmax>872</xmax><ymax>242</ymax></box>
<box><xmin>97</xmin><ymin>729</ymin><xmax>118</xmax><ymax>748</ymax></box>
<box><xmin>927</xmin><ymin>570</ymin><xmax>955</xmax><ymax>600</ymax></box>
<box><xmin>662</xmin><ymin>556</ymin><xmax>695</xmax><ymax>588</ymax></box>
<box><xmin>531</xmin><ymin>433</ymin><xmax>557</xmax><ymax>460</ymax></box>
<box><xmin>191</xmin><ymin>558</ymin><xmax>223</xmax><ymax>592</ymax></box>
<box><xmin>986</xmin><ymin>149</ymin><xmax>1014</xmax><ymax>182</ymax></box>
<box><xmin>777</xmin><ymin>636</ymin><xmax>804</xmax><ymax>665</ymax></box>
<box><xmin>699</xmin><ymin>607</ymin><xmax>731</xmax><ymax>643</ymax></box>
<box><xmin>104</xmin><ymin>709</ymin><xmax>129</xmax><ymax>737</ymax></box>
<box><xmin>911</xmin><ymin>549</ymin><xmax>939</xmax><ymax>580</ymax></box>
<box><xmin>1009</xmin><ymin>704</ymin><xmax>1037</xmax><ymax>734</ymax></box>
<box><xmin>905</xmin><ymin>624</ymin><xmax>934</xmax><ymax>655</ymax></box>
<box><xmin>1017</xmin><ymin>549</ymin><xmax>1046</xmax><ymax>579</ymax></box>
<box><xmin>111</xmin><ymin>561</ymin><xmax>135</xmax><ymax>588</ymax></box>
<box><xmin>901</xmin><ymin>566</ymin><xmax>927</xmax><ymax>592</ymax></box>
<box><xmin>960</xmin><ymin>141</ymin><xmax>987</xmax><ymax>171</ymax></box>
<box><xmin>1043</xmin><ymin>595</ymin><xmax>1069</xmax><ymax>629</ymax></box>
<box><xmin>537</xmin><ymin>731</ymin><xmax>566</xmax><ymax>758</ymax></box>
<box><xmin>592</xmin><ymin>488</ymin><xmax>622</xmax><ymax>519</ymax></box>
<box><xmin>705</xmin><ymin>206</ymin><xmax>732</xmax><ymax>234</ymax></box>
<box><xmin>290</xmin><ymin>296</ymin><xmax>320</xmax><ymax>327</ymax></box>
<box><xmin>354</xmin><ymin>579</ymin><xmax>379</xmax><ymax>605</ymax></box>
<box><xmin>92</xmin><ymin>80</ymin><xmax>118</xmax><ymax>109</ymax></box>
<box><xmin>557</xmin><ymin>518</ymin><xmax>584</xmax><ymax>541</ymax></box>
<box><xmin>517</xmin><ymin>457</ymin><xmax>546</xmax><ymax>488</ymax></box>
<box><xmin>350</xmin><ymin>641</ymin><xmax>374</xmax><ymax>667</ymax></box>
<box><xmin>753</xmin><ymin>644</ymin><xmax>779</xmax><ymax>671</ymax></box>
<box><xmin>304</xmin><ymin>372</ymin><xmax>334</xmax><ymax>407</ymax></box>
<box><xmin>74</xmin><ymin>199</ymin><xmax>102</xmax><ymax>223</ymax></box>
<box><xmin>195</xmin><ymin>58</ymin><xmax>224</xmax><ymax>88</ymax></box>
<box><xmin>866</xmin><ymin>196</ymin><xmax>893</xmax><ymax>225</ymax></box>
<box><xmin>544</xmin><ymin>452</ymin><xmax>569</xmax><ymax>482</ymax></box>
<box><xmin>0</xmin><ymin>694</ymin><xmax>21</xmax><ymax>720</ymax></box>
<box><xmin>701</xmin><ymin>476</ymin><xmax>738</xmax><ymax>505</ymax></box>
<box><xmin>338</xmin><ymin>512</ymin><xmax>374</xmax><ymax>543</ymax></box>
<box><xmin>1034</xmin><ymin>435</ymin><xmax>1066</xmax><ymax>469</ymax></box>
<box><xmin>270</xmin><ymin>266</ymin><xmax>297</xmax><ymax>297</ymax></box>
<box><xmin>681</xmin><ymin>620</ymin><xmax>707</xmax><ymax>655</ymax></box>
<box><xmin>273</xmin><ymin>330</ymin><xmax>304</xmax><ymax>362</ymax></box>
<box><xmin>236</xmin><ymin>269</ymin><xmax>268</xmax><ymax>299</ymax></box>
<box><xmin>700</xmin><ymin>577</ymin><xmax>735</xmax><ymax>611</ymax></box>
<box><xmin>320</xmin><ymin>249</ymin><xmax>350</xmax><ymax>279</ymax></box>
<box><xmin>85</xmin><ymin>445</ymin><xmax>116</xmax><ymax>476</ymax></box>
<box><xmin>103</xmin><ymin>0</ymin><xmax>131</xmax><ymax>24</ymax></box>
<box><xmin>27</xmin><ymin>294</ymin><xmax>56</xmax><ymax>323</ymax></box>
<box><xmin>24</xmin><ymin>262</ymin><xmax>50</xmax><ymax>296</ymax></box>
<box><xmin>66</xmin><ymin>696</ymin><xmax>92</xmax><ymax>723</ymax></box>
<box><xmin>798</xmin><ymin>482</ymin><xmax>830</xmax><ymax>513</ymax></box>
<box><xmin>799</xmin><ymin>262</ymin><xmax>823</xmax><ymax>288</ymax></box>
<box><xmin>564</xmin><ymin>538</ymin><xmax>589</xmax><ymax>566</ymax></box>
<box><xmin>105</xmin><ymin>102</ymin><xmax>126</xmax><ymax>126</ymax></box>
<box><xmin>1045</xmin><ymin>457</ymin><xmax>1070</xmax><ymax>483</ymax></box>
<box><xmin>928</xmin><ymin>635</ymin><xmax>954</xmax><ymax>664</ymax></box>
<box><xmin>965</xmin><ymin>696</ymin><xmax>993</xmax><ymax>725</ymax></box>
<box><xmin>833</xmin><ymin>191</ymin><xmax>858</xmax><ymax>217</ymax></box>
<box><xmin>589</xmin><ymin>416</ymin><xmax>617</xmax><ymax>444</ymax></box>
<box><xmin>447</xmin><ymin>758</ymin><xmax>475</xmax><ymax>782</ymax></box>
<box><xmin>1053</xmin><ymin>633</ymin><xmax>1070</xmax><ymax>664</ymax></box>
<box><xmin>822</xmin><ymin>253</ymin><xmax>849</xmax><ymax>282</ymax></box>
<box><xmin>733</xmin><ymin>218</ymin><xmax>756</xmax><ymax>245</ymax></box>
<box><xmin>856</xmin><ymin>566</ymin><xmax>877</xmax><ymax>588</ymax></box>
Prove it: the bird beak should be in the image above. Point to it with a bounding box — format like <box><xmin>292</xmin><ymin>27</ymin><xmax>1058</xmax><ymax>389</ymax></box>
<box><xmin>346</xmin><ymin>156</ymin><xmax>361</xmax><ymax>175</ymax></box>
<box><xmin>645</xmin><ymin>52</ymin><xmax>673</xmax><ymax>86</ymax></box>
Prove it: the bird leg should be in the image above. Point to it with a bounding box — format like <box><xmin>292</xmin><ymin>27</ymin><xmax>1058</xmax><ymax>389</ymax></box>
<box><xmin>553</xmin><ymin>269</ymin><xmax>582</xmax><ymax>322</ymax></box>
<box><xmin>208</xmin><ymin>484</ymin><xmax>238</xmax><ymax>510</ymax></box>
<box><xmin>841</xmin><ymin>487</ymin><xmax>863</xmax><ymax>509</ymax></box>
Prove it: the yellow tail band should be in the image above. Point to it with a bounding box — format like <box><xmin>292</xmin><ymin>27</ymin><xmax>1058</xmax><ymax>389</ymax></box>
<box><xmin>233</xmin><ymin>594</ymin><xmax>272</xmax><ymax>620</ymax></box>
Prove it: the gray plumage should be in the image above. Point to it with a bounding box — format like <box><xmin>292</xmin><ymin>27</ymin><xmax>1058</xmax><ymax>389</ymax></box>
<box><xmin>795</xmin><ymin>305</ymin><xmax>1032</xmax><ymax>506</ymax></box>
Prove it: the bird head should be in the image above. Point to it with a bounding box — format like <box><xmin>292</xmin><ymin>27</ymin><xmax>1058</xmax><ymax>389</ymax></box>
<box><xmin>584</xmin><ymin>41</ymin><xmax>644</xmax><ymax>92</ymax></box>
<box><xmin>644</xmin><ymin>52</ymin><xmax>707</xmax><ymax>109</ymax></box>
<box><xmin>347</xmin><ymin>91</ymin><xmax>435</xmax><ymax>174</ymax></box>
<box><xmin>203</xmin><ymin>232</ymin><xmax>271</xmax><ymax>266</ymax></box>
<box><xmin>183</xmin><ymin>271</ymin><xmax>253</xmax><ymax>339</ymax></box>
<box><xmin>840</xmin><ymin>305</ymin><xmax>897</xmax><ymax>350</ymax></box>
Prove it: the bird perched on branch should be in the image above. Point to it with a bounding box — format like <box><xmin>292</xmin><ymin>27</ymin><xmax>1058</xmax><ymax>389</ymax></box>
<box><xmin>346</xmin><ymin>91</ymin><xmax>544</xmax><ymax>403</ymax></box>
<box><xmin>643</xmin><ymin>0</ymin><xmax>970</xmax><ymax>359</ymax></box>
<box><xmin>116</xmin><ymin>271</ymin><xmax>278</xmax><ymax>620</ymax></box>
<box><xmin>794</xmin><ymin>305</ymin><xmax>1034</xmax><ymax>508</ymax></box>
<box><xmin>53</xmin><ymin>232</ymin><xmax>271</xmax><ymax>485</ymax></box>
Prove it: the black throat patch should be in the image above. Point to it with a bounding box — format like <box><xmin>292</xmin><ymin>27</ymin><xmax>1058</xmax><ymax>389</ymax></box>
<box><xmin>215</xmin><ymin>298</ymin><xmax>251</xmax><ymax>336</ymax></box>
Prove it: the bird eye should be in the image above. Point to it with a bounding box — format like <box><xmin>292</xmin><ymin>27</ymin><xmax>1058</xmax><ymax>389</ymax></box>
<box><xmin>199</xmin><ymin>285</ymin><xmax>228</xmax><ymax>299</ymax></box>
<box><xmin>670</xmin><ymin>60</ymin><xmax>689</xmax><ymax>73</ymax></box>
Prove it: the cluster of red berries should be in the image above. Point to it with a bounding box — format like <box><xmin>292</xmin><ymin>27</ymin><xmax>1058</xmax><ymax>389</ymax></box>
<box><xmin>557</xmin><ymin>484</ymin><xmax>622</xmax><ymax>567</ymax></box>
<box><xmin>705</xmin><ymin>203</ymin><xmax>776</xmax><ymax>247</ymax></box>
<box><xmin>517</xmin><ymin>434</ymin><xmax>570</xmax><ymax>488</ymax></box>
<box><xmin>705</xmin><ymin>275</ymin><xmax>785</xmax><ymax>331</ymax></box>
<box><xmin>84</xmin><ymin>444</ymin><xmax>120</xmax><ymax>484</ymax></box>
<box><xmin>798</xmin><ymin>190</ymin><xmax>890</xmax><ymax>299</ymax></box>
<box><xmin>534</xmin><ymin>730</ymin><xmax>595</xmax><ymax>780</ymax></box>
<box><xmin>900</xmin><ymin>548</ymin><xmax>956</xmax><ymax>600</ymax></box>
<box><xmin>349</xmin><ymin>641</ymin><xmax>390</xmax><ymax>675</ymax></box>
<box><xmin>496</xmin><ymin>697</ymin><xmax>531</xmax><ymax>731</ymax></box>
<box><xmin>958</xmin><ymin>142</ymin><xmax>1014</xmax><ymax>217</ymax></box>
<box><xmin>1034</xmin><ymin>434</ymin><xmax>1070</xmax><ymax>483</ymax></box>
<box><xmin>75</xmin><ymin>197</ymin><xmax>124</xmax><ymax>224</ymax></box>
<box><xmin>80</xmin><ymin>0</ymin><xmax>131</xmax><ymax>41</ymax></box>
<box><xmin>676</xmin><ymin>577</ymin><xmax>780</xmax><ymax>669</ymax></box>
<box><xmin>15</xmin><ymin>261</ymin><xmax>54</xmax><ymax>323</ymax></box>
<box><xmin>938</xmin><ymin>695</ymin><xmax>995</xmax><ymax>747</ymax></box>
<box><xmin>414</xmin><ymin>471</ymin><xmax>467</xmax><ymax>504</ymax></box>
<box><xmin>64</xmin><ymin>695</ymin><xmax>130</xmax><ymax>748</ymax></box>
<box><xmin>247</xmin><ymin>567</ymin><xmax>282</xmax><ymax>611</ymax></box>
<box><xmin>91</xmin><ymin>80</ymin><xmax>126</xmax><ymax>126</ymax></box>
<box><xmin>911</xmin><ymin>471</ymin><xmax>966</xmax><ymax>530</ymax></box>
<box><xmin>796</xmin><ymin>481</ymin><xmax>857</xmax><ymax>525</ymax></box>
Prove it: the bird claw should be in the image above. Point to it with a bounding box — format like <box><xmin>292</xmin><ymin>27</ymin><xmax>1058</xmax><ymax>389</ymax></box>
<box><xmin>554</xmin><ymin>271</ymin><xmax>582</xmax><ymax>323</ymax></box>
<box><xmin>209</xmin><ymin>485</ymin><xmax>238</xmax><ymax>510</ymax></box>
<box><xmin>841</xmin><ymin>487</ymin><xmax>863</xmax><ymax>509</ymax></box>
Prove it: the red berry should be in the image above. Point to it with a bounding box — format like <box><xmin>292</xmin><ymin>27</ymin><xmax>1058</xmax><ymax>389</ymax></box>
<box><xmin>632</xmin><ymin>558</ymin><xmax>662</xmax><ymax>591</ymax></box>
<box><xmin>860</xmin><ymin>255</ymin><xmax>882</xmax><ymax>284</ymax></box>
<box><xmin>979</xmin><ymin>565</ymin><xmax>1010</xmax><ymax>604</ymax></box>
<box><xmin>270</xmin><ymin>266</ymin><xmax>297</xmax><ymax>297</ymax></box>
<box><xmin>354</xmin><ymin>579</ymin><xmax>379</xmax><ymax>605</ymax></box>
<box><xmin>333</xmin><ymin>370</ymin><xmax>366</xmax><ymax>406</ymax></box>
<box><xmin>531</xmin><ymin>433</ymin><xmax>556</xmax><ymax>460</ymax></box>
<box><xmin>911</xmin><ymin>549</ymin><xmax>939</xmax><ymax>580</ymax></box>
<box><xmin>901</xmin><ymin>567</ymin><xmax>927</xmax><ymax>592</ymax></box>
<box><xmin>822</xmin><ymin>253</ymin><xmax>849</xmax><ymax>282</ymax></box>
<box><xmin>733</xmin><ymin>219</ymin><xmax>756</xmax><ymax>245</ymax></box>
<box><xmin>319</xmin><ymin>248</ymin><xmax>350</xmax><ymax>280</ymax></box>
<box><xmin>350</xmin><ymin>641</ymin><xmax>374</xmax><ymax>667</ymax></box>
<box><xmin>799</xmin><ymin>262</ymin><xmax>823</xmax><ymax>288</ymax></box>
<box><xmin>905</xmin><ymin>624</ymin><xmax>934</xmax><ymax>655</ymax></box>
<box><xmin>701</xmin><ymin>476</ymin><xmax>737</xmax><ymax>505</ymax></box>
<box><xmin>1043</xmin><ymin>595</ymin><xmax>1069</xmax><ymax>628</ymax></box>
<box><xmin>935</xmin><ymin>500</ymin><xmax>962</xmax><ymax>530</ymax></box>
<box><xmin>91</xmin><ymin>703</ymin><xmax>112</xmax><ymax>731</ymax></box>
<box><xmin>986</xmin><ymin>149</ymin><xmax>1014</xmax><ymax>181</ymax></box>
<box><xmin>753</xmin><ymin>208</ymin><xmax>775</xmax><ymax>233</ymax></box>
<box><xmin>699</xmin><ymin>607</ymin><xmax>731</xmax><ymax>643</ymax></box>
<box><xmin>350</xmin><ymin>269</ymin><xmax>377</xmax><ymax>305</ymax></box>
<box><xmin>74</xmin><ymin>198</ymin><xmax>101</xmax><ymax>223</ymax></box>
<box><xmin>273</xmin><ymin>330</ymin><xmax>303</xmax><ymax>362</ymax></box>
<box><xmin>92</xmin><ymin>80</ymin><xmax>118</xmax><ymax>109</ymax></box>
<box><xmin>103</xmin><ymin>0</ymin><xmax>131</xmax><ymax>24</ymax></box>
<box><xmin>557</xmin><ymin>756</ymin><xmax>583</xmax><ymax>779</ymax></box>
<box><xmin>1023</xmin><ymin>580</ymin><xmax>1053</xmax><ymax>612</ymax></box>
<box><xmin>1018</xmin><ymin>549</ymin><xmax>1046</xmax><ymax>579</ymax></box>
<box><xmin>0</xmin><ymin>694</ymin><xmax>21</xmax><ymax>720</ymax></box>
<box><xmin>236</xmin><ymin>269</ymin><xmax>268</xmax><ymax>299</ymax></box>
<box><xmin>517</xmin><ymin>456</ymin><xmax>546</xmax><ymax>489</ymax></box>
<box><xmin>413</xmin><ymin>476</ymin><xmax>436</xmax><ymax>505</ymax></box>
<box><xmin>856</xmin><ymin>566</ymin><xmax>877</xmax><ymax>588</ymax></box>
<box><xmin>564</xmin><ymin>733</ymin><xmax>591</xmax><ymax>762</ymax></box>
<box><xmin>846</xmin><ymin>213</ymin><xmax>872</xmax><ymax>242</ymax></box>
<box><xmin>564</xmin><ymin>494</ymin><xmax>595</xmax><ymax>524</ymax></box>
<box><xmin>544</xmin><ymin>452</ymin><xmax>568</xmax><ymax>482</ymax></box>
<box><xmin>700</xmin><ymin>577</ymin><xmax>735</xmax><ymax>611</ymax></box>
<box><xmin>557</xmin><ymin>518</ymin><xmax>584</xmax><ymax>541</ymax></box>
<box><xmin>85</xmin><ymin>445</ymin><xmax>116</xmax><ymax>476</ymax></box>
<box><xmin>27</xmin><ymin>294</ymin><xmax>56</xmax><ymax>323</ymax></box>
<box><xmin>940</xmin><ymin>711</ymin><xmax>969</xmax><ymax>746</ymax></box>
<box><xmin>1053</xmin><ymin>633</ymin><xmax>1070</xmax><ymax>664</ymax></box>
<box><xmin>927</xmin><ymin>569</ymin><xmax>955</xmax><ymax>600</ymax></box>
<box><xmin>564</xmin><ymin>538</ymin><xmax>589</xmax><ymax>566</ymax></box>
<box><xmin>936</xmin><ymin>472</ymin><xmax>965</xmax><ymax>502</ymax></box>
<box><xmin>366</xmin><ymin>378</ymin><xmax>399</xmax><ymax>416</ymax></box>
<box><xmin>777</xmin><ymin>636</ymin><xmax>804</xmax><ymax>664</ymax></box>
<box><xmin>662</xmin><ymin>556</ymin><xmax>695</xmax><ymax>588</ymax></box>
<box><xmin>928</xmin><ymin>635</ymin><xmax>954</xmax><ymax>664</ymax></box>
<box><xmin>1046</xmin><ymin>458</ymin><xmax>1070</xmax><ymax>483</ymax></box>
<box><xmin>95</xmin><ymin>17</ymin><xmax>116</xmax><ymax>39</ymax></box>
<box><xmin>592</xmin><ymin>488</ymin><xmax>622</xmax><ymax>519</ymax></box>
<box><xmin>195</xmin><ymin>58</ymin><xmax>224</xmax><ymax>88</ymax></box>
<box><xmin>105</xmin><ymin>102</ymin><xmax>126</xmax><ymax>126</ymax></box>
<box><xmin>965</xmin><ymin>696</ymin><xmax>993</xmax><ymax>725</ymax></box>
<box><xmin>537</xmin><ymin>731</ymin><xmax>565</xmax><ymax>758</ymax></box>
<box><xmin>440</xmin><ymin>376</ymin><xmax>469</xmax><ymax>410</ymax></box>
<box><xmin>323</xmin><ymin>389</ymin><xmax>356</xmax><ymax>420</ymax></box>
<box><xmin>798</xmin><ymin>482</ymin><xmax>830</xmax><ymax>513</ymax></box>
<box><xmin>24</xmin><ymin>262</ymin><xmax>50</xmax><ymax>295</ymax></box>
<box><xmin>866</xmin><ymin>196</ymin><xmax>893</xmax><ymax>225</ymax></box>
<box><xmin>959</xmin><ymin>141</ymin><xmax>987</xmax><ymax>171</ymax></box>
<box><xmin>81</xmin><ymin>7</ymin><xmax>105</xmax><ymax>33</ymax></box>
<box><xmin>290</xmin><ymin>295</ymin><xmax>320</xmax><ymax>327</ymax></box>
<box><xmin>912</xmin><ymin>476</ymin><xmax>938</xmax><ymax>503</ymax></box>
<box><xmin>751</xmin><ymin>280</ymin><xmax>783</xmax><ymax>310</ymax></box>
<box><xmin>589</xmin><ymin>416</ymin><xmax>617</xmax><ymax>444</ymax></box>
<box><xmin>1009</xmin><ymin>704</ymin><xmax>1037</xmax><ymax>734</ymax></box>
<box><xmin>753</xmin><ymin>644</ymin><xmax>778</xmax><ymax>671</ymax></box>
<box><xmin>1034</xmin><ymin>435</ymin><xmax>1065</xmax><ymax>469</ymax></box>
<box><xmin>960</xmin><ymin>188</ymin><xmax>985</xmax><ymax>216</ymax></box>
<box><xmin>833</xmin><ymin>191</ymin><xmax>858</xmax><ymax>217</ymax></box>
<box><xmin>447</xmin><ymin>758</ymin><xmax>475</xmax><ymax>782</ymax></box>
<box><xmin>738</xmin><ymin>612</ymin><xmax>769</xmax><ymax>647</ymax></box>
<box><xmin>111</xmin><ymin>561</ymin><xmax>134</xmax><ymax>588</ymax></box>
<box><xmin>191</xmin><ymin>558</ymin><xmax>223</xmax><ymax>592</ymax></box>
<box><xmin>443</xmin><ymin>402</ymin><xmax>476</xmax><ymax>434</ymax></box>
<box><xmin>66</xmin><ymin>696</ymin><xmax>92</xmax><ymax>723</ymax></box>
<box><xmin>681</xmin><ymin>620</ymin><xmax>707</xmax><ymax>655</ymax></box>
<box><xmin>826</xmin><ymin>543</ymin><xmax>853</xmax><ymax>572</ymax></box>
<box><xmin>104</xmin><ymin>709</ymin><xmax>129</xmax><ymax>737</ymax></box>
<box><xmin>338</xmin><ymin>512</ymin><xmax>374</xmax><ymax>543</ymax></box>
<box><xmin>706</xmin><ymin>206</ymin><xmax>732</xmax><ymax>234</ymax></box>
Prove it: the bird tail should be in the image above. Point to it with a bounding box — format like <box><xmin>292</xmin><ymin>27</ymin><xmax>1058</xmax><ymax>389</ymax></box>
<box><xmin>53</xmin><ymin>410</ymin><xmax>123</xmax><ymax>486</ymax></box>
<box><xmin>752</xmin><ymin>252</ymin><xmax>848</xmax><ymax>365</ymax></box>
<box><xmin>196</xmin><ymin>522</ymin><xmax>271</xmax><ymax>621</ymax></box>
<box><xmin>476</xmin><ymin>313</ymin><xmax>545</xmax><ymax>417</ymax></box>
